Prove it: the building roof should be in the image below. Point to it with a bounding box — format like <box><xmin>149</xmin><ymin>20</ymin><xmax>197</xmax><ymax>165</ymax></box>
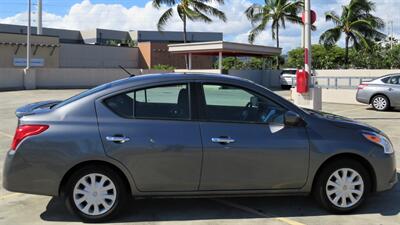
<box><xmin>130</xmin><ymin>30</ymin><xmax>223</xmax><ymax>43</ymax></box>
<box><xmin>168</xmin><ymin>41</ymin><xmax>282</xmax><ymax>56</ymax></box>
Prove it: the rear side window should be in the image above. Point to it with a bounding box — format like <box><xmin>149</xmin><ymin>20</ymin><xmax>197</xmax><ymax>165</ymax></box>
<box><xmin>381</xmin><ymin>75</ymin><xmax>400</xmax><ymax>84</ymax></box>
<box><xmin>388</xmin><ymin>76</ymin><xmax>400</xmax><ymax>85</ymax></box>
<box><xmin>104</xmin><ymin>84</ymin><xmax>190</xmax><ymax>120</ymax></box>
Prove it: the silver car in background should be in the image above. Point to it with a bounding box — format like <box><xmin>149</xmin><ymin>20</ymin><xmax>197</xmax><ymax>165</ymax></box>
<box><xmin>279</xmin><ymin>69</ymin><xmax>297</xmax><ymax>89</ymax></box>
<box><xmin>356</xmin><ymin>74</ymin><xmax>400</xmax><ymax>111</ymax></box>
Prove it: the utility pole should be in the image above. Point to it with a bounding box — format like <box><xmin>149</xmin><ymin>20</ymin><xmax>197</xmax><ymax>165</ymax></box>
<box><xmin>26</xmin><ymin>0</ymin><xmax>31</xmax><ymax>69</ymax></box>
<box><xmin>37</xmin><ymin>0</ymin><xmax>43</xmax><ymax>35</ymax></box>
<box><xmin>390</xmin><ymin>20</ymin><xmax>394</xmax><ymax>50</ymax></box>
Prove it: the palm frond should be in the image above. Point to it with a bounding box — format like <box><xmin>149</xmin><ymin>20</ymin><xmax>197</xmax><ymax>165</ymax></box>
<box><xmin>192</xmin><ymin>8</ymin><xmax>213</xmax><ymax>23</ymax></box>
<box><xmin>351</xmin><ymin>29</ymin><xmax>371</xmax><ymax>49</ymax></box>
<box><xmin>157</xmin><ymin>8</ymin><xmax>174</xmax><ymax>31</ymax></box>
<box><xmin>248</xmin><ymin>17</ymin><xmax>268</xmax><ymax>44</ymax></box>
<box><xmin>325</xmin><ymin>11</ymin><xmax>342</xmax><ymax>26</ymax></box>
<box><xmin>191</xmin><ymin>0</ymin><xmax>227</xmax><ymax>22</ymax></box>
<box><xmin>152</xmin><ymin>0</ymin><xmax>176</xmax><ymax>9</ymax></box>
<box><xmin>319</xmin><ymin>27</ymin><xmax>342</xmax><ymax>47</ymax></box>
<box><xmin>245</xmin><ymin>4</ymin><xmax>263</xmax><ymax>21</ymax></box>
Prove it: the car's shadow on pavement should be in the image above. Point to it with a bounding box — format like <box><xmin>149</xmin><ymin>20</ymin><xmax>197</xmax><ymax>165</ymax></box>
<box><xmin>40</xmin><ymin>173</ymin><xmax>400</xmax><ymax>223</ymax></box>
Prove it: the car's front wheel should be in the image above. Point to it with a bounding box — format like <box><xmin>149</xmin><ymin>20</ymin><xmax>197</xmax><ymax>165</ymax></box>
<box><xmin>64</xmin><ymin>165</ymin><xmax>129</xmax><ymax>222</ymax></box>
<box><xmin>313</xmin><ymin>159</ymin><xmax>370</xmax><ymax>213</ymax></box>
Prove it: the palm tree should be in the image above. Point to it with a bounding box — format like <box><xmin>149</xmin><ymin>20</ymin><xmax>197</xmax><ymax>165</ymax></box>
<box><xmin>245</xmin><ymin>0</ymin><xmax>303</xmax><ymax>48</ymax></box>
<box><xmin>319</xmin><ymin>0</ymin><xmax>385</xmax><ymax>67</ymax></box>
<box><xmin>152</xmin><ymin>0</ymin><xmax>227</xmax><ymax>68</ymax></box>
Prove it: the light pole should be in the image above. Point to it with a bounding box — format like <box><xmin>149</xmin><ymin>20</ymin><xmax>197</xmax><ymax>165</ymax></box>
<box><xmin>304</xmin><ymin>0</ymin><xmax>312</xmax><ymax>81</ymax></box>
<box><xmin>26</xmin><ymin>0</ymin><xmax>31</xmax><ymax>69</ymax></box>
<box><xmin>37</xmin><ymin>0</ymin><xmax>43</xmax><ymax>35</ymax></box>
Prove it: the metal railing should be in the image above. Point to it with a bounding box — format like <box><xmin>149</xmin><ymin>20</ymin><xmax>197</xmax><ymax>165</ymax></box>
<box><xmin>288</xmin><ymin>76</ymin><xmax>374</xmax><ymax>89</ymax></box>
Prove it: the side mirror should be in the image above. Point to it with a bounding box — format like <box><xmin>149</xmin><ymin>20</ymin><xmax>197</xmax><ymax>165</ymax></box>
<box><xmin>284</xmin><ymin>111</ymin><xmax>303</xmax><ymax>127</ymax></box>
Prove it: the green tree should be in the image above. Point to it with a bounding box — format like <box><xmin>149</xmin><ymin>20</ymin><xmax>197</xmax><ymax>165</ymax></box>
<box><xmin>319</xmin><ymin>0</ymin><xmax>385</xmax><ymax>67</ymax></box>
<box><xmin>286</xmin><ymin>45</ymin><xmax>345</xmax><ymax>69</ymax></box>
<box><xmin>153</xmin><ymin>0</ymin><xmax>226</xmax><ymax>68</ymax></box>
<box><xmin>214</xmin><ymin>56</ymin><xmax>281</xmax><ymax>70</ymax></box>
<box><xmin>152</xmin><ymin>0</ymin><xmax>226</xmax><ymax>58</ymax></box>
<box><xmin>245</xmin><ymin>0</ymin><xmax>303</xmax><ymax>69</ymax></box>
<box><xmin>245</xmin><ymin>0</ymin><xmax>303</xmax><ymax>48</ymax></box>
<box><xmin>387</xmin><ymin>44</ymin><xmax>400</xmax><ymax>68</ymax></box>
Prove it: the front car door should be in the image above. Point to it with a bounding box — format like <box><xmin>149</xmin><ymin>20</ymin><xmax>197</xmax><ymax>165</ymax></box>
<box><xmin>197</xmin><ymin>82</ymin><xmax>309</xmax><ymax>190</ymax></box>
<box><xmin>95</xmin><ymin>83</ymin><xmax>203</xmax><ymax>192</ymax></box>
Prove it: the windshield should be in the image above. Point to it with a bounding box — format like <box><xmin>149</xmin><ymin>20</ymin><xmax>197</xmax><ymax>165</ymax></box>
<box><xmin>53</xmin><ymin>82</ymin><xmax>113</xmax><ymax>109</ymax></box>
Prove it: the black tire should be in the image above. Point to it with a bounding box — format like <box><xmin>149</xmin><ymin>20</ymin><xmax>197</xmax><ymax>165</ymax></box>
<box><xmin>281</xmin><ymin>85</ymin><xmax>292</xmax><ymax>90</ymax></box>
<box><xmin>63</xmin><ymin>165</ymin><xmax>129</xmax><ymax>222</ymax></box>
<box><xmin>371</xmin><ymin>95</ymin><xmax>390</xmax><ymax>111</ymax></box>
<box><xmin>313</xmin><ymin>159</ymin><xmax>371</xmax><ymax>214</ymax></box>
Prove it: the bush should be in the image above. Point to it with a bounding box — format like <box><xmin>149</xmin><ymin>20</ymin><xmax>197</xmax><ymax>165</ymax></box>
<box><xmin>152</xmin><ymin>64</ymin><xmax>175</xmax><ymax>70</ymax></box>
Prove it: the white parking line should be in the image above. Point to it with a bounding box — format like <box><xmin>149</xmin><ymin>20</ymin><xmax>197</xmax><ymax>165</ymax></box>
<box><xmin>212</xmin><ymin>198</ymin><xmax>305</xmax><ymax>225</ymax></box>
<box><xmin>0</xmin><ymin>130</ymin><xmax>13</xmax><ymax>139</ymax></box>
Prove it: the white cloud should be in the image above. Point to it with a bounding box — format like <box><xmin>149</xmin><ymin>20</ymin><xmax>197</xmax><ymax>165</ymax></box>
<box><xmin>0</xmin><ymin>0</ymin><xmax>398</xmax><ymax>52</ymax></box>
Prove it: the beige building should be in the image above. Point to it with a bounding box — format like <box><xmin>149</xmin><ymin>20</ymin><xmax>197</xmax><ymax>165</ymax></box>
<box><xmin>138</xmin><ymin>42</ymin><xmax>214</xmax><ymax>69</ymax></box>
<box><xmin>0</xmin><ymin>33</ymin><xmax>60</xmax><ymax>68</ymax></box>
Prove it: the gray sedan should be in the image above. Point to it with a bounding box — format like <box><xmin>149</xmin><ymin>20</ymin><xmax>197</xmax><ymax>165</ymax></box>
<box><xmin>356</xmin><ymin>74</ymin><xmax>400</xmax><ymax>111</ymax></box>
<box><xmin>3</xmin><ymin>73</ymin><xmax>397</xmax><ymax>222</ymax></box>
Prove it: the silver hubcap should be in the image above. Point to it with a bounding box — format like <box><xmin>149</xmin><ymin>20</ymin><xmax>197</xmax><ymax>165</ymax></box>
<box><xmin>373</xmin><ymin>97</ymin><xmax>387</xmax><ymax>110</ymax></box>
<box><xmin>326</xmin><ymin>168</ymin><xmax>364</xmax><ymax>208</ymax></box>
<box><xmin>73</xmin><ymin>173</ymin><xmax>117</xmax><ymax>216</ymax></box>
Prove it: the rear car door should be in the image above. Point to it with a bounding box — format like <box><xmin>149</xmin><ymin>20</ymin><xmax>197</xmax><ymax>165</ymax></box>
<box><xmin>386</xmin><ymin>75</ymin><xmax>400</xmax><ymax>106</ymax></box>
<box><xmin>198</xmin><ymin>83</ymin><xmax>309</xmax><ymax>190</ymax></box>
<box><xmin>95</xmin><ymin>83</ymin><xmax>203</xmax><ymax>192</ymax></box>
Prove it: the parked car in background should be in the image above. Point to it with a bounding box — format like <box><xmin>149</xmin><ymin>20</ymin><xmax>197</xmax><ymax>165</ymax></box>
<box><xmin>3</xmin><ymin>73</ymin><xmax>397</xmax><ymax>222</ymax></box>
<box><xmin>356</xmin><ymin>74</ymin><xmax>400</xmax><ymax>111</ymax></box>
<box><xmin>280</xmin><ymin>68</ymin><xmax>297</xmax><ymax>89</ymax></box>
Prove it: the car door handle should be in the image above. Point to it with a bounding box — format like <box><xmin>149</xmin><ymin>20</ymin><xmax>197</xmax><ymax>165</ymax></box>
<box><xmin>106</xmin><ymin>136</ymin><xmax>130</xmax><ymax>143</ymax></box>
<box><xmin>211</xmin><ymin>137</ymin><xmax>235</xmax><ymax>144</ymax></box>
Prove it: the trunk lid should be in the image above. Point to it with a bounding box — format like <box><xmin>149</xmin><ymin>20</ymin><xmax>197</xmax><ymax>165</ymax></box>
<box><xmin>15</xmin><ymin>100</ymin><xmax>61</xmax><ymax>118</ymax></box>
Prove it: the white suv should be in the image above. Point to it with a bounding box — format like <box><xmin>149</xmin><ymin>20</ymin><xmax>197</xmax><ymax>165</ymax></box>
<box><xmin>280</xmin><ymin>69</ymin><xmax>297</xmax><ymax>89</ymax></box>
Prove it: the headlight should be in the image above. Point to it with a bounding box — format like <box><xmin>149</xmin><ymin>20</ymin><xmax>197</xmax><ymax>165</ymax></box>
<box><xmin>362</xmin><ymin>132</ymin><xmax>394</xmax><ymax>154</ymax></box>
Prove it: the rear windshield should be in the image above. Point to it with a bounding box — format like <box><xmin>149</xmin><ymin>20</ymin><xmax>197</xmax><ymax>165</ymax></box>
<box><xmin>53</xmin><ymin>78</ymin><xmax>131</xmax><ymax>109</ymax></box>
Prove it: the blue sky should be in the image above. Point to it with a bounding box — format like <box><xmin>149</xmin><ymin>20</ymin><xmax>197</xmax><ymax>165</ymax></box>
<box><xmin>0</xmin><ymin>0</ymin><xmax>397</xmax><ymax>52</ymax></box>
<box><xmin>0</xmin><ymin>0</ymin><xmax>339</xmax><ymax>19</ymax></box>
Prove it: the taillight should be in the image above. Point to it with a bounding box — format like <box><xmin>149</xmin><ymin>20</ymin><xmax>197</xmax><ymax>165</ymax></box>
<box><xmin>357</xmin><ymin>84</ymin><xmax>368</xmax><ymax>90</ymax></box>
<box><xmin>11</xmin><ymin>125</ymin><xmax>49</xmax><ymax>151</ymax></box>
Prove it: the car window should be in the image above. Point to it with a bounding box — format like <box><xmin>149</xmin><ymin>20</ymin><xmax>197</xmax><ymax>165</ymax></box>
<box><xmin>202</xmin><ymin>84</ymin><xmax>286</xmax><ymax>124</ymax></box>
<box><xmin>388</xmin><ymin>76</ymin><xmax>400</xmax><ymax>85</ymax></box>
<box><xmin>381</xmin><ymin>77</ymin><xmax>390</xmax><ymax>83</ymax></box>
<box><xmin>104</xmin><ymin>84</ymin><xmax>190</xmax><ymax>120</ymax></box>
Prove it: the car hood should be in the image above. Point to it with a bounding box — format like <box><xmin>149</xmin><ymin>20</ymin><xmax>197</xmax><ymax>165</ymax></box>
<box><xmin>15</xmin><ymin>100</ymin><xmax>61</xmax><ymax>118</ymax></box>
<box><xmin>303</xmin><ymin>108</ymin><xmax>381</xmax><ymax>133</ymax></box>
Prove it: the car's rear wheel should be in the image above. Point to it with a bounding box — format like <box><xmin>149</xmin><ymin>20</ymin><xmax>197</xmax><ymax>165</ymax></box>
<box><xmin>313</xmin><ymin>159</ymin><xmax>370</xmax><ymax>213</ymax></box>
<box><xmin>371</xmin><ymin>95</ymin><xmax>390</xmax><ymax>111</ymax></box>
<box><xmin>64</xmin><ymin>165</ymin><xmax>129</xmax><ymax>222</ymax></box>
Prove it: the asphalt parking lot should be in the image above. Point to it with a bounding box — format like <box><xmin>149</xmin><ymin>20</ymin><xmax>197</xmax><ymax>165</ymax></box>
<box><xmin>0</xmin><ymin>89</ymin><xmax>399</xmax><ymax>225</ymax></box>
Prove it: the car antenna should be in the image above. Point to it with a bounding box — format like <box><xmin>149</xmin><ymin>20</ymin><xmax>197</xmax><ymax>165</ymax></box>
<box><xmin>119</xmin><ymin>65</ymin><xmax>135</xmax><ymax>77</ymax></box>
